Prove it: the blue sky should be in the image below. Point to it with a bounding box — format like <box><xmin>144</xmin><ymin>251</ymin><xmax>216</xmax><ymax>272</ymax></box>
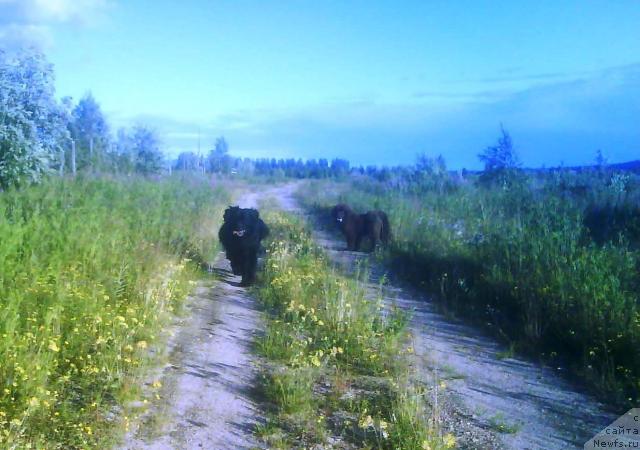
<box><xmin>1</xmin><ymin>1</ymin><xmax>639</xmax><ymax>168</ymax></box>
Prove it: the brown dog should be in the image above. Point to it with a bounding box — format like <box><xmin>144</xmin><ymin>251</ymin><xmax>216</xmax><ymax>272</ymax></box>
<box><xmin>331</xmin><ymin>204</ymin><xmax>391</xmax><ymax>251</ymax></box>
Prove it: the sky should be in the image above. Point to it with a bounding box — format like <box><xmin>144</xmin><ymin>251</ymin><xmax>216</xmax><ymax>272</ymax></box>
<box><xmin>1</xmin><ymin>0</ymin><xmax>639</xmax><ymax>169</ymax></box>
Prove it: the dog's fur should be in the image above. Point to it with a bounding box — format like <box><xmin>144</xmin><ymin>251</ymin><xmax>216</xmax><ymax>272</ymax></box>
<box><xmin>218</xmin><ymin>206</ymin><xmax>269</xmax><ymax>285</ymax></box>
<box><xmin>331</xmin><ymin>203</ymin><xmax>391</xmax><ymax>251</ymax></box>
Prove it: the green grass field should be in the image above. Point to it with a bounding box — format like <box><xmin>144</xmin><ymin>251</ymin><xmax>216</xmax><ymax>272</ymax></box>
<box><xmin>0</xmin><ymin>176</ymin><xmax>228</xmax><ymax>449</ymax></box>
<box><xmin>2</xmin><ymin>172</ymin><xmax>636</xmax><ymax>448</ymax></box>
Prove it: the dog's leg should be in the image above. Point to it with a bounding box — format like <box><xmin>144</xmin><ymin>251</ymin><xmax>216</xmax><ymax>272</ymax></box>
<box><xmin>230</xmin><ymin>257</ymin><xmax>242</xmax><ymax>275</ymax></box>
<box><xmin>354</xmin><ymin>234</ymin><xmax>363</xmax><ymax>251</ymax></box>
<box><xmin>346</xmin><ymin>235</ymin><xmax>355</xmax><ymax>251</ymax></box>
<box><xmin>240</xmin><ymin>257</ymin><xmax>249</xmax><ymax>286</ymax></box>
<box><xmin>248</xmin><ymin>254</ymin><xmax>258</xmax><ymax>284</ymax></box>
<box><xmin>241</xmin><ymin>251</ymin><xmax>258</xmax><ymax>286</ymax></box>
<box><xmin>372</xmin><ymin>223</ymin><xmax>382</xmax><ymax>252</ymax></box>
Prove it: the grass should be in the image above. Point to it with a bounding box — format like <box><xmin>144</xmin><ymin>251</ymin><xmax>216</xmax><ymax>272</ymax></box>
<box><xmin>0</xmin><ymin>175</ymin><xmax>229</xmax><ymax>449</ymax></box>
<box><xmin>297</xmin><ymin>175</ymin><xmax>640</xmax><ymax>407</ymax></box>
<box><xmin>487</xmin><ymin>414</ymin><xmax>521</xmax><ymax>434</ymax></box>
<box><xmin>254</xmin><ymin>210</ymin><xmax>453</xmax><ymax>449</ymax></box>
<box><xmin>495</xmin><ymin>342</ymin><xmax>517</xmax><ymax>361</ymax></box>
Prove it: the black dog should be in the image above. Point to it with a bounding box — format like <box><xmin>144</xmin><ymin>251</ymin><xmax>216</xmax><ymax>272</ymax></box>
<box><xmin>218</xmin><ymin>206</ymin><xmax>269</xmax><ymax>285</ymax></box>
<box><xmin>331</xmin><ymin>204</ymin><xmax>391</xmax><ymax>251</ymax></box>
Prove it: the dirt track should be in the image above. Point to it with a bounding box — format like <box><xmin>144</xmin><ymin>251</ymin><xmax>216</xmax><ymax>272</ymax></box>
<box><xmin>120</xmin><ymin>191</ymin><xmax>265</xmax><ymax>450</ymax></box>
<box><xmin>268</xmin><ymin>182</ymin><xmax>617</xmax><ymax>450</ymax></box>
<box><xmin>121</xmin><ymin>182</ymin><xmax>617</xmax><ymax>450</ymax></box>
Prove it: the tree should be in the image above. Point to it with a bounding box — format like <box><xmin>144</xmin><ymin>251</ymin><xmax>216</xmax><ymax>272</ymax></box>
<box><xmin>106</xmin><ymin>127</ymin><xmax>135</xmax><ymax>174</ymax></box>
<box><xmin>478</xmin><ymin>125</ymin><xmax>522</xmax><ymax>187</ymax></box>
<box><xmin>207</xmin><ymin>136</ymin><xmax>232</xmax><ymax>173</ymax></box>
<box><xmin>57</xmin><ymin>96</ymin><xmax>75</xmax><ymax>174</ymax></box>
<box><xmin>414</xmin><ymin>153</ymin><xmax>449</xmax><ymax>192</ymax></box>
<box><xmin>595</xmin><ymin>149</ymin><xmax>608</xmax><ymax>173</ymax></box>
<box><xmin>416</xmin><ymin>153</ymin><xmax>447</xmax><ymax>177</ymax></box>
<box><xmin>215</xmin><ymin>136</ymin><xmax>228</xmax><ymax>155</ymax></box>
<box><xmin>330</xmin><ymin>158</ymin><xmax>350</xmax><ymax>177</ymax></box>
<box><xmin>174</xmin><ymin>151</ymin><xmax>200</xmax><ymax>171</ymax></box>
<box><xmin>70</xmin><ymin>93</ymin><xmax>110</xmax><ymax>171</ymax></box>
<box><xmin>131</xmin><ymin>126</ymin><xmax>163</xmax><ymax>175</ymax></box>
<box><xmin>0</xmin><ymin>49</ymin><xmax>68</xmax><ymax>189</ymax></box>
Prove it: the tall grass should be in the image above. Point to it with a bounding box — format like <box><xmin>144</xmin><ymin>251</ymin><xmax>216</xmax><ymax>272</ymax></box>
<box><xmin>0</xmin><ymin>175</ymin><xmax>228</xmax><ymax>449</ymax></box>
<box><xmin>299</xmin><ymin>176</ymin><xmax>640</xmax><ymax>406</ymax></box>
<box><xmin>256</xmin><ymin>211</ymin><xmax>451</xmax><ymax>449</ymax></box>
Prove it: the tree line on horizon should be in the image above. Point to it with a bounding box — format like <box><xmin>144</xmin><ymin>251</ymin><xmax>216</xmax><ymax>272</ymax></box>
<box><xmin>0</xmin><ymin>48</ymin><xmax>515</xmax><ymax>187</ymax></box>
<box><xmin>3</xmin><ymin>48</ymin><xmax>636</xmax><ymax>193</ymax></box>
<box><xmin>173</xmin><ymin>141</ymin><xmax>352</xmax><ymax>179</ymax></box>
<box><xmin>0</xmin><ymin>48</ymin><xmax>359</xmax><ymax>188</ymax></box>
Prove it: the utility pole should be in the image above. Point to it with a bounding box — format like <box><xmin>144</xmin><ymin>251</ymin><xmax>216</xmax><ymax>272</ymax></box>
<box><xmin>197</xmin><ymin>127</ymin><xmax>203</xmax><ymax>173</ymax></box>
<box><xmin>59</xmin><ymin>148</ymin><xmax>65</xmax><ymax>176</ymax></box>
<box><xmin>70</xmin><ymin>138</ymin><xmax>77</xmax><ymax>176</ymax></box>
<box><xmin>111</xmin><ymin>142</ymin><xmax>118</xmax><ymax>175</ymax></box>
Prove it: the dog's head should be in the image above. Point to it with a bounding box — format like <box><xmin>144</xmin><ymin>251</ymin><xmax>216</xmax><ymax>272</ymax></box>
<box><xmin>225</xmin><ymin>206</ymin><xmax>260</xmax><ymax>238</ymax></box>
<box><xmin>223</xmin><ymin>206</ymin><xmax>241</xmax><ymax>223</ymax></box>
<box><xmin>331</xmin><ymin>204</ymin><xmax>352</xmax><ymax>225</ymax></box>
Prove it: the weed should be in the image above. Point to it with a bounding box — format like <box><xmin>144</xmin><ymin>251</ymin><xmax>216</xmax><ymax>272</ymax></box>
<box><xmin>488</xmin><ymin>413</ymin><xmax>521</xmax><ymax>434</ymax></box>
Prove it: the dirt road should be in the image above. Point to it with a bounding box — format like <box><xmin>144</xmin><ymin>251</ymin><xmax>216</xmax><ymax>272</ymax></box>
<box><xmin>268</xmin><ymin>182</ymin><xmax>617</xmax><ymax>450</ymax></box>
<box><xmin>120</xmin><ymin>191</ymin><xmax>265</xmax><ymax>450</ymax></box>
<box><xmin>120</xmin><ymin>182</ymin><xmax>617</xmax><ymax>450</ymax></box>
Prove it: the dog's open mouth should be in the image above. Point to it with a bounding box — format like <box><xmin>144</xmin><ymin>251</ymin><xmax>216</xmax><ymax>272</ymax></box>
<box><xmin>232</xmin><ymin>229</ymin><xmax>246</xmax><ymax>237</ymax></box>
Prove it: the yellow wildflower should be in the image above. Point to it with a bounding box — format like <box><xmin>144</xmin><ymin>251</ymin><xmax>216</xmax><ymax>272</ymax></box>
<box><xmin>358</xmin><ymin>414</ymin><xmax>374</xmax><ymax>429</ymax></box>
<box><xmin>48</xmin><ymin>341</ymin><xmax>60</xmax><ymax>352</ymax></box>
<box><xmin>443</xmin><ymin>433</ymin><xmax>456</xmax><ymax>448</ymax></box>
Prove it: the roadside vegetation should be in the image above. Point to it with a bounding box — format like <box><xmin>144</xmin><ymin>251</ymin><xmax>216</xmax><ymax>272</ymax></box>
<box><xmin>297</xmin><ymin>141</ymin><xmax>640</xmax><ymax>407</ymax></box>
<box><xmin>4</xmin><ymin>45</ymin><xmax>639</xmax><ymax>446</ymax></box>
<box><xmin>0</xmin><ymin>176</ymin><xmax>228</xmax><ymax>449</ymax></box>
<box><xmin>255</xmin><ymin>210</ymin><xmax>453</xmax><ymax>449</ymax></box>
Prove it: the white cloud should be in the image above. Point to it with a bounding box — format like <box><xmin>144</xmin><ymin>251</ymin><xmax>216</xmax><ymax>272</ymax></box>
<box><xmin>30</xmin><ymin>0</ymin><xmax>110</xmax><ymax>24</ymax></box>
<box><xmin>0</xmin><ymin>0</ymin><xmax>111</xmax><ymax>49</ymax></box>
